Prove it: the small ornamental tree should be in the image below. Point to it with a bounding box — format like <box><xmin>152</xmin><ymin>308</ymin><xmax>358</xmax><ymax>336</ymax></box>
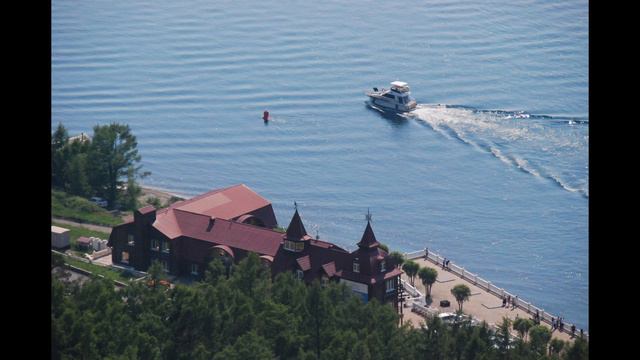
<box><xmin>450</xmin><ymin>284</ymin><xmax>471</xmax><ymax>312</ymax></box>
<box><xmin>528</xmin><ymin>325</ymin><xmax>552</xmax><ymax>355</ymax></box>
<box><xmin>402</xmin><ymin>260</ymin><xmax>419</xmax><ymax>286</ymax></box>
<box><xmin>513</xmin><ymin>318</ymin><xmax>534</xmax><ymax>342</ymax></box>
<box><xmin>147</xmin><ymin>260</ymin><xmax>166</xmax><ymax>289</ymax></box>
<box><xmin>548</xmin><ymin>338</ymin><xmax>566</xmax><ymax>357</ymax></box>
<box><xmin>418</xmin><ymin>267</ymin><xmax>438</xmax><ymax>299</ymax></box>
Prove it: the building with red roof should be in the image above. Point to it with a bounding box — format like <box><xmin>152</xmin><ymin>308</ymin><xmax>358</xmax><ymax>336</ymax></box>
<box><xmin>108</xmin><ymin>184</ymin><xmax>402</xmax><ymax>307</ymax></box>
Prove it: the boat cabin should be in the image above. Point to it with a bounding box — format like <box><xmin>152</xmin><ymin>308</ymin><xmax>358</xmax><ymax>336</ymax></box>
<box><xmin>390</xmin><ymin>81</ymin><xmax>410</xmax><ymax>93</ymax></box>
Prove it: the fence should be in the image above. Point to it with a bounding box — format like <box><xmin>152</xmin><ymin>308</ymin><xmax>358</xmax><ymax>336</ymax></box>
<box><xmin>404</xmin><ymin>249</ymin><xmax>588</xmax><ymax>341</ymax></box>
<box><xmin>51</xmin><ymin>249</ymin><xmax>144</xmax><ymax>287</ymax></box>
<box><xmin>401</xmin><ymin>279</ymin><xmax>423</xmax><ymax>299</ymax></box>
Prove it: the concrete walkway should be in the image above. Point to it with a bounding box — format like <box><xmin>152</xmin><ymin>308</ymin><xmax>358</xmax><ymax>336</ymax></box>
<box><xmin>400</xmin><ymin>257</ymin><xmax>576</xmax><ymax>343</ymax></box>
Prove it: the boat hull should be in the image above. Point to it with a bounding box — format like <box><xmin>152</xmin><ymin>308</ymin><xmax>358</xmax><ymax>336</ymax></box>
<box><xmin>366</xmin><ymin>96</ymin><xmax>416</xmax><ymax>112</ymax></box>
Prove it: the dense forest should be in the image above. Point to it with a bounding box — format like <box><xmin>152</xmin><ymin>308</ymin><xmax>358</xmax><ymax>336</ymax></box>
<box><xmin>51</xmin><ymin>253</ymin><xmax>588</xmax><ymax>360</ymax></box>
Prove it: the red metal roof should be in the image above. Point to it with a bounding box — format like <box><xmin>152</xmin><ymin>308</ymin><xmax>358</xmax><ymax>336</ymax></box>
<box><xmin>137</xmin><ymin>205</ymin><xmax>156</xmax><ymax>215</ymax></box>
<box><xmin>174</xmin><ymin>184</ymin><xmax>270</xmax><ymax>220</ymax></box>
<box><xmin>212</xmin><ymin>244</ymin><xmax>235</xmax><ymax>258</ymax></box>
<box><xmin>296</xmin><ymin>255</ymin><xmax>311</xmax><ymax>271</ymax></box>
<box><xmin>181</xmin><ymin>218</ymin><xmax>283</xmax><ymax>257</ymax></box>
<box><xmin>152</xmin><ymin>184</ymin><xmax>275</xmax><ymax>241</ymax></box>
<box><xmin>321</xmin><ymin>261</ymin><xmax>337</xmax><ymax>277</ymax></box>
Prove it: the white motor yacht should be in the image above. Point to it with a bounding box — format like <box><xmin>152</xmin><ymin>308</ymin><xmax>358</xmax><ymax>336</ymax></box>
<box><xmin>366</xmin><ymin>81</ymin><xmax>417</xmax><ymax>112</ymax></box>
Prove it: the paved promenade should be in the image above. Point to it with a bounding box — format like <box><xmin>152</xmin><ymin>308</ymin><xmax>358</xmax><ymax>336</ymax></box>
<box><xmin>400</xmin><ymin>257</ymin><xmax>577</xmax><ymax>343</ymax></box>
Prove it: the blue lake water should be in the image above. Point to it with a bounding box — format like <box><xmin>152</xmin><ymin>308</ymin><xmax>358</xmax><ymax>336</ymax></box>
<box><xmin>52</xmin><ymin>0</ymin><xmax>588</xmax><ymax>330</ymax></box>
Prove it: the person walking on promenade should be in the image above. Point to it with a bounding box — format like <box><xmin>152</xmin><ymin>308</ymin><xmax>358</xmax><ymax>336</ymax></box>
<box><xmin>502</xmin><ymin>297</ymin><xmax>507</xmax><ymax>307</ymax></box>
<box><xmin>551</xmin><ymin>317</ymin><xmax>556</xmax><ymax>331</ymax></box>
<box><xmin>425</xmin><ymin>248</ymin><xmax>429</xmax><ymax>260</ymax></box>
<box><xmin>571</xmin><ymin>324</ymin><xmax>576</xmax><ymax>338</ymax></box>
<box><xmin>506</xmin><ymin>295</ymin><xmax>511</xmax><ymax>307</ymax></box>
<box><xmin>442</xmin><ymin>258</ymin><xmax>446</xmax><ymax>269</ymax></box>
<box><xmin>446</xmin><ymin>259</ymin><xmax>450</xmax><ymax>269</ymax></box>
<box><xmin>512</xmin><ymin>296</ymin><xmax>518</xmax><ymax>310</ymax></box>
<box><xmin>580</xmin><ymin>328</ymin><xmax>584</xmax><ymax>339</ymax></box>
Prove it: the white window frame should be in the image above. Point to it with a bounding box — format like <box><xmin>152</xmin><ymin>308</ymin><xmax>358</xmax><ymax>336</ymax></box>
<box><xmin>127</xmin><ymin>234</ymin><xmax>135</xmax><ymax>246</ymax></box>
<box><xmin>296</xmin><ymin>269</ymin><xmax>304</xmax><ymax>280</ymax></box>
<box><xmin>151</xmin><ymin>238</ymin><xmax>159</xmax><ymax>251</ymax></box>
<box><xmin>353</xmin><ymin>261</ymin><xmax>360</xmax><ymax>273</ymax></box>
<box><xmin>386</xmin><ymin>278</ymin><xmax>395</xmax><ymax>293</ymax></box>
<box><xmin>191</xmin><ymin>263</ymin><xmax>199</xmax><ymax>276</ymax></box>
<box><xmin>162</xmin><ymin>260</ymin><xmax>169</xmax><ymax>273</ymax></box>
<box><xmin>284</xmin><ymin>240</ymin><xmax>294</xmax><ymax>251</ymax></box>
<box><xmin>161</xmin><ymin>240</ymin><xmax>170</xmax><ymax>253</ymax></box>
<box><xmin>380</xmin><ymin>260</ymin><xmax>386</xmax><ymax>272</ymax></box>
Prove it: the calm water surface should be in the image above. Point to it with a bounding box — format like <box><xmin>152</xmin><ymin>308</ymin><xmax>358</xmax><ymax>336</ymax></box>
<box><xmin>52</xmin><ymin>0</ymin><xmax>588</xmax><ymax>330</ymax></box>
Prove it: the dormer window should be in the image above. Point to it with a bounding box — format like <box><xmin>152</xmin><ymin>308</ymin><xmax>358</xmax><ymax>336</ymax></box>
<box><xmin>353</xmin><ymin>260</ymin><xmax>360</xmax><ymax>273</ymax></box>
<box><xmin>284</xmin><ymin>240</ymin><xmax>304</xmax><ymax>252</ymax></box>
<box><xmin>380</xmin><ymin>260</ymin><xmax>386</xmax><ymax>272</ymax></box>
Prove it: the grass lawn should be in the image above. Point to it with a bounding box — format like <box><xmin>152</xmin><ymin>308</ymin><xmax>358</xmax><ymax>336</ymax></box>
<box><xmin>52</xmin><ymin>221</ymin><xmax>110</xmax><ymax>254</ymax></box>
<box><xmin>64</xmin><ymin>256</ymin><xmax>137</xmax><ymax>283</ymax></box>
<box><xmin>52</xmin><ymin>190</ymin><xmax>124</xmax><ymax>226</ymax></box>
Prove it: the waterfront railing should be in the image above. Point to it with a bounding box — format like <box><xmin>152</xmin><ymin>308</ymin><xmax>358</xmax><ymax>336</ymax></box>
<box><xmin>404</xmin><ymin>249</ymin><xmax>588</xmax><ymax>341</ymax></box>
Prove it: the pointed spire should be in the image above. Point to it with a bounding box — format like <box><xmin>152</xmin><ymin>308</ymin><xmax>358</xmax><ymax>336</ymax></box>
<box><xmin>357</xmin><ymin>209</ymin><xmax>380</xmax><ymax>249</ymax></box>
<box><xmin>285</xmin><ymin>207</ymin><xmax>308</xmax><ymax>241</ymax></box>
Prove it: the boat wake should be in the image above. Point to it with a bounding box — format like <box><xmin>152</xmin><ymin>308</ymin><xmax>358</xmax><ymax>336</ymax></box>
<box><xmin>409</xmin><ymin>104</ymin><xmax>588</xmax><ymax>198</ymax></box>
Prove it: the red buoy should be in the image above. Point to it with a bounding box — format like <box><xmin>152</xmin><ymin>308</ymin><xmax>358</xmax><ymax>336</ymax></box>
<box><xmin>263</xmin><ymin>110</ymin><xmax>269</xmax><ymax>121</ymax></box>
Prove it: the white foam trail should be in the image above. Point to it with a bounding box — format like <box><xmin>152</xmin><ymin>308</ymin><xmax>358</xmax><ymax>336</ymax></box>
<box><xmin>512</xmin><ymin>157</ymin><xmax>541</xmax><ymax>177</ymax></box>
<box><xmin>410</xmin><ymin>104</ymin><xmax>588</xmax><ymax>198</ymax></box>
<box><xmin>489</xmin><ymin>147</ymin><xmax>514</xmax><ymax>167</ymax></box>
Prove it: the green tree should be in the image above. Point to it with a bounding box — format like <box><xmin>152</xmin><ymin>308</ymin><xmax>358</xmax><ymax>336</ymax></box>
<box><xmin>418</xmin><ymin>266</ymin><xmax>438</xmax><ymax>299</ymax></box>
<box><xmin>305</xmin><ymin>280</ymin><xmax>330</xmax><ymax>359</ymax></box>
<box><xmin>402</xmin><ymin>260</ymin><xmax>419</xmax><ymax>286</ymax></box>
<box><xmin>528</xmin><ymin>325</ymin><xmax>552</xmax><ymax>355</ymax></box>
<box><xmin>230</xmin><ymin>252</ymin><xmax>270</xmax><ymax>299</ymax></box>
<box><xmin>204</xmin><ymin>257</ymin><xmax>227</xmax><ymax>284</ymax></box>
<box><xmin>563</xmin><ymin>337</ymin><xmax>588</xmax><ymax>360</ymax></box>
<box><xmin>87</xmin><ymin>123</ymin><xmax>146</xmax><ymax>209</ymax></box>
<box><xmin>388</xmin><ymin>251</ymin><xmax>405</xmax><ymax>268</ymax></box>
<box><xmin>549</xmin><ymin>338</ymin><xmax>566</xmax><ymax>357</ymax></box>
<box><xmin>148</xmin><ymin>260</ymin><xmax>166</xmax><ymax>289</ymax></box>
<box><xmin>67</xmin><ymin>153</ymin><xmax>92</xmax><ymax>197</ymax></box>
<box><xmin>119</xmin><ymin>166</ymin><xmax>142</xmax><ymax>211</ymax></box>
<box><xmin>494</xmin><ymin>317</ymin><xmax>513</xmax><ymax>357</ymax></box>
<box><xmin>451</xmin><ymin>284</ymin><xmax>471</xmax><ymax>313</ymax></box>
<box><xmin>213</xmin><ymin>330</ymin><xmax>274</xmax><ymax>360</ymax></box>
<box><xmin>513</xmin><ymin>317</ymin><xmax>535</xmax><ymax>342</ymax></box>
<box><xmin>52</xmin><ymin>123</ymin><xmax>69</xmax><ymax>188</ymax></box>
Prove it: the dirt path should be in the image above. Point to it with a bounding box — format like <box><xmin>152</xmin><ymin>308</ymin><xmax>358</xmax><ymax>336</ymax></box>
<box><xmin>51</xmin><ymin>218</ymin><xmax>112</xmax><ymax>234</ymax></box>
